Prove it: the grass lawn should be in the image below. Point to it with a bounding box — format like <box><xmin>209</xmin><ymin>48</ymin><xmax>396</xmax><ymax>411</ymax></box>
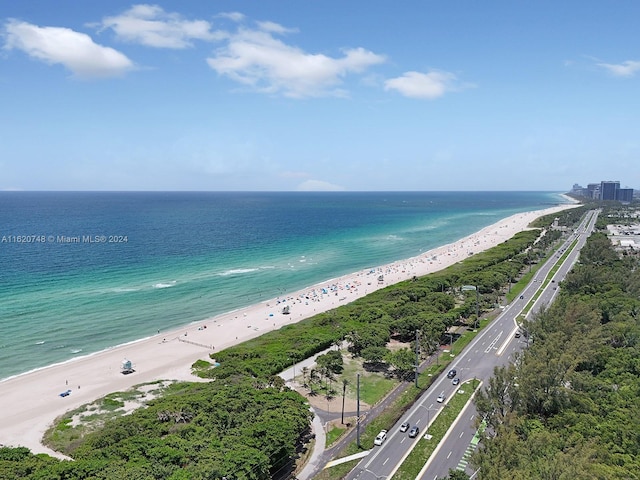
<box><xmin>326</xmin><ymin>424</ymin><xmax>348</xmax><ymax>446</ymax></box>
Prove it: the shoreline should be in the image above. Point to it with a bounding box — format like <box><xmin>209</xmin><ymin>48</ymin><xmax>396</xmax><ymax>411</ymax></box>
<box><xmin>0</xmin><ymin>200</ymin><xmax>578</xmax><ymax>457</ymax></box>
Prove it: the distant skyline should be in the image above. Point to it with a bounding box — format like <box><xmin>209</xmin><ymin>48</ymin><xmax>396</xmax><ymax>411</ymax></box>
<box><xmin>1</xmin><ymin>1</ymin><xmax>639</xmax><ymax>191</ymax></box>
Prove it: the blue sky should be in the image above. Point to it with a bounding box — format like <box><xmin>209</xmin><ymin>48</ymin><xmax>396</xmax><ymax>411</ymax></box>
<box><xmin>1</xmin><ymin>1</ymin><xmax>639</xmax><ymax>191</ymax></box>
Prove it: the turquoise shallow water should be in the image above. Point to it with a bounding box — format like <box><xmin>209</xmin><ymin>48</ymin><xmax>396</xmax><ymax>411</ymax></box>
<box><xmin>0</xmin><ymin>191</ymin><xmax>567</xmax><ymax>380</ymax></box>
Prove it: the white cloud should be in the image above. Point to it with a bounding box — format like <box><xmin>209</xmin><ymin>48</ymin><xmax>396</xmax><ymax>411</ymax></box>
<box><xmin>597</xmin><ymin>60</ymin><xmax>640</xmax><ymax>78</ymax></box>
<box><xmin>384</xmin><ymin>70</ymin><xmax>458</xmax><ymax>99</ymax></box>
<box><xmin>217</xmin><ymin>12</ymin><xmax>245</xmax><ymax>23</ymax></box>
<box><xmin>256</xmin><ymin>21</ymin><xmax>297</xmax><ymax>35</ymax></box>
<box><xmin>296</xmin><ymin>180</ymin><xmax>345</xmax><ymax>191</ymax></box>
<box><xmin>206</xmin><ymin>22</ymin><xmax>386</xmax><ymax>98</ymax></box>
<box><xmin>3</xmin><ymin>20</ymin><xmax>134</xmax><ymax>78</ymax></box>
<box><xmin>99</xmin><ymin>4</ymin><xmax>217</xmax><ymax>48</ymax></box>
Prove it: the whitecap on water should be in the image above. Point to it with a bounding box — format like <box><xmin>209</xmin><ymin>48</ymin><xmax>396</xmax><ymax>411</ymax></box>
<box><xmin>218</xmin><ymin>268</ymin><xmax>259</xmax><ymax>276</ymax></box>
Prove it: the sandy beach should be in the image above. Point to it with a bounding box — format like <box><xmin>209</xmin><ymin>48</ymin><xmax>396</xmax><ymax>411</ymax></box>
<box><xmin>0</xmin><ymin>202</ymin><xmax>576</xmax><ymax>457</ymax></box>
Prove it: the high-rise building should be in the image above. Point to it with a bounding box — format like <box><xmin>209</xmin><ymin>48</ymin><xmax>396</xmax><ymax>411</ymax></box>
<box><xmin>600</xmin><ymin>181</ymin><xmax>620</xmax><ymax>201</ymax></box>
<box><xmin>617</xmin><ymin>188</ymin><xmax>634</xmax><ymax>203</ymax></box>
<box><xmin>587</xmin><ymin>183</ymin><xmax>600</xmax><ymax>199</ymax></box>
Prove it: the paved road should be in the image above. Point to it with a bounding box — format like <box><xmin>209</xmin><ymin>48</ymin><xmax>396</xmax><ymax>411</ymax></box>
<box><xmin>345</xmin><ymin>210</ymin><xmax>598</xmax><ymax>480</ymax></box>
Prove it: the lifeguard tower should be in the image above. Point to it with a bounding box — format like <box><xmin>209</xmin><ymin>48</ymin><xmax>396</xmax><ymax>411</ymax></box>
<box><xmin>121</xmin><ymin>358</ymin><xmax>135</xmax><ymax>375</ymax></box>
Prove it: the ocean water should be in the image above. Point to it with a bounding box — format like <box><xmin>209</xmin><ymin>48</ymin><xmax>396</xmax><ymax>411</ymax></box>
<box><xmin>0</xmin><ymin>191</ymin><xmax>567</xmax><ymax>380</ymax></box>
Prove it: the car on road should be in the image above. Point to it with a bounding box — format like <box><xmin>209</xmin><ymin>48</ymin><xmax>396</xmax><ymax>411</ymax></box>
<box><xmin>399</xmin><ymin>422</ymin><xmax>410</xmax><ymax>432</ymax></box>
<box><xmin>447</xmin><ymin>369</ymin><xmax>457</xmax><ymax>379</ymax></box>
<box><xmin>520</xmin><ymin>295</ymin><xmax>524</xmax><ymax>299</ymax></box>
<box><xmin>515</xmin><ymin>331</ymin><xmax>521</xmax><ymax>338</ymax></box>
<box><xmin>408</xmin><ymin>426</ymin><xmax>420</xmax><ymax>438</ymax></box>
<box><xmin>452</xmin><ymin>377</ymin><xmax>460</xmax><ymax>385</ymax></box>
<box><xmin>437</xmin><ymin>393</ymin><xmax>446</xmax><ymax>403</ymax></box>
<box><xmin>374</xmin><ymin>430</ymin><xmax>387</xmax><ymax>446</ymax></box>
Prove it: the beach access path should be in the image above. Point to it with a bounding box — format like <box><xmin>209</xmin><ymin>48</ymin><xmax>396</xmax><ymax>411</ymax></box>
<box><xmin>0</xmin><ymin>202</ymin><xmax>578</xmax><ymax>457</ymax></box>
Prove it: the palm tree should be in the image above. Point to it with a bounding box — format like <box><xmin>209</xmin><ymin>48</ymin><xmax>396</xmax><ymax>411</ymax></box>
<box><xmin>323</xmin><ymin>367</ymin><xmax>334</xmax><ymax>393</ymax></box>
<box><xmin>309</xmin><ymin>368</ymin><xmax>319</xmax><ymax>394</ymax></box>
<box><xmin>341</xmin><ymin>379</ymin><xmax>349</xmax><ymax>424</ymax></box>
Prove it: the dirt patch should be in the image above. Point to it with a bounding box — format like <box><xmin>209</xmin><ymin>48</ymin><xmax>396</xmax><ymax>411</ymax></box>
<box><xmin>387</xmin><ymin>339</ymin><xmax>411</xmax><ymax>351</ymax></box>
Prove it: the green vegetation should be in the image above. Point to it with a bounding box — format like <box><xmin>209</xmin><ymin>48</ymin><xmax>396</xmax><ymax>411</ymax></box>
<box><xmin>4</xmin><ymin>380</ymin><xmax>313</xmax><ymax>480</ymax></box>
<box><xmin>326</xmin><ymin>425</ymin><xmax>348</xmax><ymax>446</ymax></box>
<box><xmin>473</xmin><ymin>224</ymin><xmax>640</xmax><ymax>478</ymax></box>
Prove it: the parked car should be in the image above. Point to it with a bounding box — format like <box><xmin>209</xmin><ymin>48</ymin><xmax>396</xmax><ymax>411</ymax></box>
<box><xmin>408</xmin><ymin>426</ymin><xmax>420</xmax><ymax>438</ymax></box>
<box><xmin>447</xmin><ymin>369</ymin><xmax>457</xmax><ymax>379</ymax></box>
<box><xmin>399</xmin><ymin>422</ymin><xmax>410</xmax><ymax>432</ymax></box>
<box><xmin>515</xmin><ymin>331</ymin><xmax>521</xmax><ymax>338</ymax></box>
<box><xmin>437</xmin><ymin>393</ymin><xmax>446</xmax><ymax>403</ymax></box>
<box><xmin>374</xmin><ymin>430</ymin><xmax>387</xmax><ymax>446</ymax></box>
<box><xmin>452</xmin><ymin>377</ymin><xmax>460</xmax><ymax>385</ymax></box>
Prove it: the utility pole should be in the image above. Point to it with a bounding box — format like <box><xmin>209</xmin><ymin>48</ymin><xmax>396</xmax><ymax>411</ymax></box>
<box><xmin>356</xmin><ymin>373</ymin><xmax>361</xmax><ymax>448</ymax></box>
<box><xmin>475</xmin><ymin>287</ymin><xmax>479</xmax><ymax>329</ymax></box>
<box><xmin>415</xmin><ymin>330</ymin><xmax>420</xmax><ymax>388</ymax></box>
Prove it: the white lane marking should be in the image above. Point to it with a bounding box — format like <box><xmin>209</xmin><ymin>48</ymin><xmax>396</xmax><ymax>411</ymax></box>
<box><xmin>484</xmin><ymin>331</ymin><xmax>503</xmax><ymax>353</ymax></box>
<box><xmin>496</xmin><ymin>326</ymin><xmax>520</xmax><ymax>356</ymax></box>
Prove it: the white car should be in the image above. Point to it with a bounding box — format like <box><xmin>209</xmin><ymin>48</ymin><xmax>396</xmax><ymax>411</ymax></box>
<box><xmin>374</xmin><ymin>430</ymin><xmax>388</xmax><ymax>446</ymax></box>
<box><xmin>437</xmin><ymin>393</ymin><xmax>446</xmax><ymax>403</ymax></box>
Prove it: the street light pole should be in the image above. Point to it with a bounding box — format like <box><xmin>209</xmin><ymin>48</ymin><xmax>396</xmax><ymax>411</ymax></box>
<box><xmin>462</xmin><ymin>285</ymin><xmax>480</xmax><ymax>329</ymax></box>
<box><xmin>415</xmin><ymin>329</ymin><xmax>420</xmax><ymax>388</ymax></box>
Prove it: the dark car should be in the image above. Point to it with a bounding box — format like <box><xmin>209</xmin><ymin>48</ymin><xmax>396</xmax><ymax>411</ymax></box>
<box><xmin>447</xmin><ymin>369</ymin><xmax>457</xmax><ymax>379</ymax></box>
<box><xmin>408</xmin><ymin>426</ymin><xmax>419</xmax><ymax>438</ymax></box>
<box><xmin>515</xmin><ymin>331</ymin><xmax>521</xmax><ymax>338</ymax></box>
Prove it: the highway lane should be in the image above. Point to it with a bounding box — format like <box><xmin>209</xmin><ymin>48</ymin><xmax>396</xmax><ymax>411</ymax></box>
<box><xmin>346</xmin><ymin>210</ymin><xmax>598</xmax><ymax>480</ymax></box>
